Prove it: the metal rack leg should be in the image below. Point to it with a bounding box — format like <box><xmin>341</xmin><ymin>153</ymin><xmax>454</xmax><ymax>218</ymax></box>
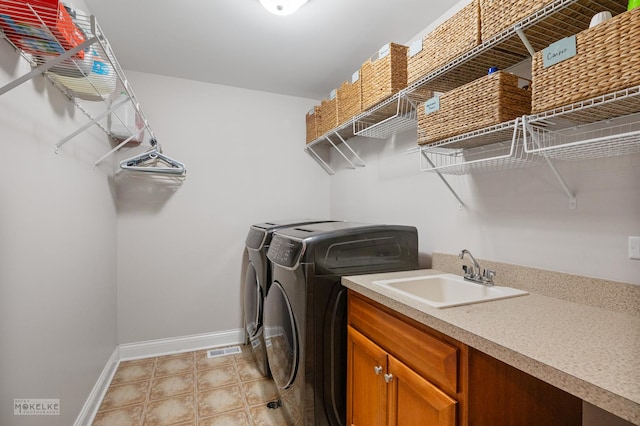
<box><xmin>55</xmin><ymin>97</ymin><xmax>129</xmax><ymax>151</ymax></box>
<box><xmin>421</xmin><ymin>150</ymin><xmax>465</xmax><ymax>209</ymax></box>
<box><xmin>332</xmin><ymin>132</ymin><xmax>365</xmax><ymax>167</ymax></box>
<box><xmin>515</xmin><ymin>26</ymin><xmax>536</xmax><ymax>57</ymax></box>
<box><xmin>523</xmin><ymin>119</ymin><xmax>577</xmax><ymax>209</ymax></box>
<box><xmin>305</xmin><ymin>147</ymin><xmax>335</xmax><ymax>175</ymax></box>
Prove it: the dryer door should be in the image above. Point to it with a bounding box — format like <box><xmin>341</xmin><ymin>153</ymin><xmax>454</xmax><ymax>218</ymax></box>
<box><xmin>264</xmin><ymin>281</ymin><xmax>298</xmax><ymax>390</ymax></box>
<box><xmin>243</xmin><ymin>262</ymin><xmax>262</xmax><ymax>339</ymax></box>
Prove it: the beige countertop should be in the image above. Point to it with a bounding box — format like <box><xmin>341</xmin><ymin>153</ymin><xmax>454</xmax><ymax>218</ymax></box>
<box><xmin>342</xmin><ymin>269</ymin><xmax>640</xmax><ymax>425</ymax></box>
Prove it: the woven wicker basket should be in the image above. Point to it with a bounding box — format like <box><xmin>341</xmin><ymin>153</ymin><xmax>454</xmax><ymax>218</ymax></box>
<box><xmin>337</xmin><ymin>74</ymin><xmax>362</xmax><ymax>126</ymax></box>
<box><xmin>408</xmin><ymin>0</ymin><xmax>480</xmax><ymax>85</ymax></box>
<box><xmin>319</xmin><ymin>94</ymin><xmax>338</xmax><ymax>136</ymax></box>
<box><xmin>418</xmin><ymin>71</ymin><xmax>531</xmax><ymax>147</ymax></box>
<box><xmin>361</xmin><ymin>43</ymin><xmax>408</xmax><ymax>111</ymax></box>
<box><xmin>305</xmin><ymin>106</ymin><xmax>320</xmax><ymax>144</ymax></box>
<box><xmin>480</xmin><ymin>0</ymin><xmax>556</xmax><ymax>42</ymax></box>
<box><xmin>532</xmin><ymin>8</ymin><xmax>640</xmax><ymax>113</ymax></box>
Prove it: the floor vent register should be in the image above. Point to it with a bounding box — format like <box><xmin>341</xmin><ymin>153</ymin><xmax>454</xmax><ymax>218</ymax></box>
<box><xmin>207</xmin><ymin>346</ymin><xmax>242</xmax><ymax>358</ymax></box>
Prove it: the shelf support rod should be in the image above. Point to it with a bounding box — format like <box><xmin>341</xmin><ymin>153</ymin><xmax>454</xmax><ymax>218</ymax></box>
<box><xmin>515</xmin><ymin>26</ymin><xmax>536</xmax><ymax>57</ymax></box>
<box><xmin>421</xmin><ymin>149</ymin><xmax>465</xmax><ymax>209</ymax></box>
<box><xmin>94</xmin><ymin>127</ymin><xmax>147</xmax><ymax>167</ymax></box>
<box><xmin>0</xmin><ymin>36</ymin><xmax>98</xmax><ymax>96</ymax></box>
<box><xmin>305</xmin><ymin>147</ymin><xmax>335</xmax><ymax>175</ymax></box>
<box><xmin>55</xmin><ymin>97</ymin><xmax>129</xmax><ymax>151</ymax></box>
<box><xmin>325</xmin><ymin>135</ymin><xmax>357</xmax><ymax>169</ymax></box>
<box><xmin>523</xmin><ymin>118</ymin><xmax>577</xmax><ymax>209</ymax></box>
<box><xmin>332</xmin><ymin>132</ymin><xmax>365</xmax><ymax>167</ymax></box>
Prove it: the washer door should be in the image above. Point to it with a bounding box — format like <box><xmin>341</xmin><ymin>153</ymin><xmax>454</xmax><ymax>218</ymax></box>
<box><xmin>264</xmin><ymin>281</ymin><xmax>298</xmax><ymax>389</ymax></box>
<box><xmin>243</xmin><ymin>262</ymin><xmax>262</xmax><ymax>339</ymax></box>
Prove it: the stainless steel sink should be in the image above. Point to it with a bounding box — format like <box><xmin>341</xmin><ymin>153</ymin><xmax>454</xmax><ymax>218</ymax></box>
<box><xmin>373</xmin><ymin>273</ymin><xmax>528</xmax><ymax>308</ymax></box>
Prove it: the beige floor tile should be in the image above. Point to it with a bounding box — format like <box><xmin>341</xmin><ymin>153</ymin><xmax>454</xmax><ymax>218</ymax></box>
<box><xmin>241</xmin><ymin>379</ymin><xmax>280</xmax><ymax>406</ymax></box>
<box><xmin>155</xmin><ymin>356</ymin><xmax>194</xmax><ymax>377</ymax></box>
<box><xmin>197</xmin><ymin>364</ymin><xmax>238</xmax><ymax>391</ymax></box>
<box><xmin>249</xmin><ymin>404</ymin><xmax>291</xmax><ymax>426</ymax></box>
<box><xmin>236</xmin><ymin>360</ymin><xmax>265</xmax><ymax>382</ymax></box>
<box><xmin>111</xmin><ymin>360</ymin><xmax>155</xmax><ymax>385</ymax></box>
<box><xmin>197</xmin><ymin>385</ymin><xmax>245</xmax><ymax>418</ymax></box>
<box><xmin>155</xmin><ymin>351</ymin><xmax>195</xmax><ymax>362</ymax></box>
<box><xmin>198</xmin><ymin>409</ymin><xmax>253</xmax><ymax>426</ymax></box>
<box><xmin>99</xmin><ymin>381</ymin><xmax>149</xmax><ymax>411</ymax></box>
<box><xmin>96</xmin><ymin>345</ymin><xmax>295</xmax><ymax>425</ymax></box>
<box><xmin>149</xmin><ymin>372</ymin><xmax>194</xmax><ymax>401</ymax></box>
<box><xmin>233</xmin><ymin>345</ymin><xmax>255</xmax><ymax>363</ymax></box>
<box><xmin>143</xmin><ymin>394</ymin><xmax>195</xmax><ymax>426</ymax></box>
<box><xmin>195</xmin><ymin>350</ymin><xmax>235</xmax><ymax>371</ymax></box>
<box><xmin>92</xmin><ymin>404</ymin><xmax>143</xmax><ymax>426</ymax></box>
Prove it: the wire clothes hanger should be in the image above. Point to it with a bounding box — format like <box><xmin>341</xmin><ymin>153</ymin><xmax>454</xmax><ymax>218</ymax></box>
<box><xmin>120</xmin><ymin>139</ymin><xmax>186</xmax><ymax>176</ymax></box>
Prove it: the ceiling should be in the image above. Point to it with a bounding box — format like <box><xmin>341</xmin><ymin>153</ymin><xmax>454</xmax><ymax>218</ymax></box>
<box><xmin>82</xmin><ymin>0</ymin><xmax>460</xmax><ymax>100</ymax></box>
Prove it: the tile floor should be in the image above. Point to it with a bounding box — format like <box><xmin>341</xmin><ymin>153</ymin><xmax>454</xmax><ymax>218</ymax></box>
<box><xmin>92</xmin><ymin>345</ymin><xmax>290</xmax><ymax>426</ymax></box>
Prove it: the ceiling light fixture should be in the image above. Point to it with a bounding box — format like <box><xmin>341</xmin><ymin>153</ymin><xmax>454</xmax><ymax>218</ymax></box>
<box><xmin>259</xmin><ymin>0</ymin><xmax>308</xmax><ymax>16</ymax></box>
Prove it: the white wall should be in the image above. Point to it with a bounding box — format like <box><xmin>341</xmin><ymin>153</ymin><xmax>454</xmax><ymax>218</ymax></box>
<box><xmin>328</xmin><ymin>128</ymin><xmax>640</xmax><ymax>284</ymax></box>
<box><xmin>0</xmin><ymin>38</ymin><xmax>118</xmax><ymax>426</ymax></box>
<box><xmin>115</xmin><ymin>72</ymin><xmax>330</xmax><ymax>344</ymax></box>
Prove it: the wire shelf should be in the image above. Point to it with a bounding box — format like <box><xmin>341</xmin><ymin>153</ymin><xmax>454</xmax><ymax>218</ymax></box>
<box><xmin>524</xmin><ymin>115</ymin><xmax>640</xmax><ymax>160</ymax></box>
<box><xmin>0</xmin><ymin>0</ymin><xmax>187</xmax><ymax>174</ymax></box>
<box><xmin>303</xmin><ymin>0</ymin><xmax>628</xmax><ymax>175</ymax></box>
<box><xmin>419</xmin><ymin>119</ymin><xmax>521</xmax><ymax>150</ymax></box>
<box><xmin>527</xmin><ymin>86</ymin><xmax>640</xmax><ymax>125</ymax></box>
<box><xmin>353</xmin><ymin>94</ymin><xmax>421</xmax><ymax>139</ymax></box>
<box><xmin>407</xmin><ymin>0</ymin><xmax>627</xmax><ymax>94</ymax></box>
<box><xmin>420</xmin><ymin>118</ymin><xmax>544</xmax><ymax>175</ymax></box>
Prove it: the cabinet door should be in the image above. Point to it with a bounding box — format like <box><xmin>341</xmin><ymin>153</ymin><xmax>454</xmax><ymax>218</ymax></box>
<box><xmin>387</xmin><ymin>355</ymin><xmax>457</xmax><ymax>426</ymax></box>
<box><xmin>347</xmin><ymin>326</ymin><xmax>388</xmax><ymax>426</ymax></box>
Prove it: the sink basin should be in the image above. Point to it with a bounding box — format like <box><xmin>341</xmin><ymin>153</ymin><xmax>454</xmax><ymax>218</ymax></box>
<box><xmin>372</xmin><ymin>273</ymin><xmax>528</xmax><ymax>308</ymax></box>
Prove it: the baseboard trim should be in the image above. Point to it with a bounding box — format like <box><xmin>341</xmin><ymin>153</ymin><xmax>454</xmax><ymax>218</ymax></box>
<box><xmin>118</xmin><ymin>329</ymin><xmax>245</xmax><ymax>361</ymax></box>
<box><xmin>74</xmin><ymin>347</ymin><xmax>120</xmax><ymax>426</ymax></box>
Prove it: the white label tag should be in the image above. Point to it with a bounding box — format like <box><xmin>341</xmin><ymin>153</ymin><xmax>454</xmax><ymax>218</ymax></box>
<box><xmin>424</xmin><ymin>96</ymin><xmax>440</xmax><ymax>115</ymax></box>
<box><xmin>351</xmin><ymin>70</ymin><xmax>359</xmax><ymax>84</ymax></box>
<box><xmin>372</xmin><ymin>43</ymin><xmax>390</xmax><ymax>62</ymax></box>
<box><xmin>378</xmin><ymin>43</ymin><xmax>390</xmax><ymax>59</ymax></box>
<box><xmin>329</xmin><ymin>89</ymin><xmax>337</xmax><ymax>100</ymax></box>
<box><xmin>543</xmin><ymin>35</ymin><xmax>577</xmax><ymax>68</ymax></box>
<box><xmin>409</xmin><ymin>39</ymin><xmax>422</xmax><ymax>57</ymax></box>
<box><xmin>308</xmin><ymin>107</ymin><xmax>314</xmax><ymax>115</ymax></box>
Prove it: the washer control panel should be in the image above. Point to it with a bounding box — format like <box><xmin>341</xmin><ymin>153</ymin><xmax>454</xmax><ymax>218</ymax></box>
<box><xmin>267</xmin><ymin>235</ymin><xmax>304</xmax><ymax>268</ymax></box>
<box><xmin>246</xmin><ymin>227</ymin><xmax>267</xmax><ymax>250</ymax></box>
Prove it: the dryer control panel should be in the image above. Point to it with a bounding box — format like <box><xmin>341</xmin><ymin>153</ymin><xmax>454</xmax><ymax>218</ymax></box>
<box><xmin>267</xmin><ymin>235</ymin><xmax>304</xmax><ymax>268</ymax></box>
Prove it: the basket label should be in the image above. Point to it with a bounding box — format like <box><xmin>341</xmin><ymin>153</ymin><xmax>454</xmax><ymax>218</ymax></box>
<box><xmin>351</xmin><ymin>70</ymin><xmax>359</xmax><ymax>84</ymax></box>
<box><xmin>409</xmin><ymin>39</ymin><xmax>422</xmax><ymax>57</ymax></box>
<box><xmin>329</xmin><ymin>89</ymin><xmax>337</xmax><ymax>100</ymax></box>
<box><xmin>543</xmin><ymin>35</ymin><xmax>576</xmax><ymax>68</ymax></box>
<box><xmin>308</xmin><ymin>107</ymin><xmax>315</xmax><ymax>115</ymax></box>
<box><xmin>372</xmin><ymin>43</ymin><xmax>390</xmax><ymax>62</ymax></box>
<box><xmin>424</xmin><ymin>96</ymin><xmax>440</xmax><ymax>115</ymax></box>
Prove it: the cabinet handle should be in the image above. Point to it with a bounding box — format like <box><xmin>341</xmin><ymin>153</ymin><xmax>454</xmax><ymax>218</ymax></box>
<box><xmin>373</xmin><ymin>366</ymin><xmax>383</xmax><ymax>375</ymax></box>
<box><xmin>384</xmin><ymin>373</ymin><xmax>393</xmax><ymax>383</ymax></box>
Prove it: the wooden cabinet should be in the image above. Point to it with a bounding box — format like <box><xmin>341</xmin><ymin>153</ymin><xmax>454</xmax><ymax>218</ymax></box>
<box><xmin>347</xmin><ymin>326</ymin><xmax>388</xmax><ymax>425</ymax></box>
<box><xmin>347</xmin><ymin>292</ymin><xmax>464</xmax><ymax>426</ymax></box>
<box><xmin>348</xmin><ymin>326</ymin><xmax>457</xmax><ymax>426</ymax></box>
<box><xmin>347</xmin><ymin>290</ymin><xmax>582</xmax><ymax>426</ymax></box>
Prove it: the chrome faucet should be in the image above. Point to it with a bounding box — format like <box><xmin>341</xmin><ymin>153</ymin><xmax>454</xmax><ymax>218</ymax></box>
<box><xmin>458</xmin><ymin>249</ymin><xmax>495</xmax><ymax>286</ymax></box>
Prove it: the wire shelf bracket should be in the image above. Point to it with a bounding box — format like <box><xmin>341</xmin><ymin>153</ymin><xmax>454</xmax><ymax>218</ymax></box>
<box><xmin>523</xmin><ymin>118</ymin><xmax>577</xmax><ymax>209</ymax></box>
<box><xmin>420</xmin><ymin>150</ymin><xmax>465</xmax><ymax>210</ymax></box>
<box><xmin>304</xmin><ymin>129</ymin><xmax>365</xmax><ymax>175</ymax></box>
